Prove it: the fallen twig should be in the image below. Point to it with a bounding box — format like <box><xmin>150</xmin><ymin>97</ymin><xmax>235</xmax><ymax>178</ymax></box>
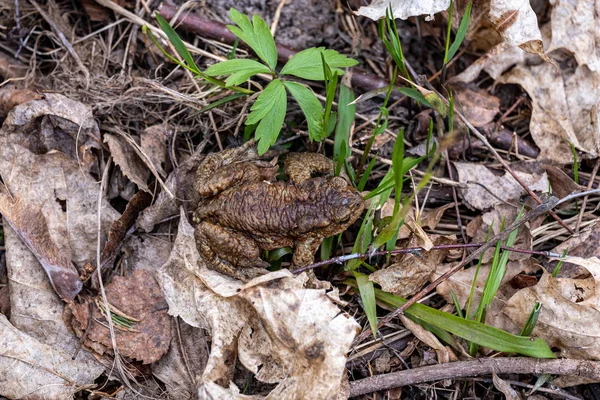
<box><xmin>349</xmin><ymin>357</ymin><xmax>600</xmax><ymax>397</ymax></box>
<box><xmin>292</xmin><ymin>242</ymin><xmax>562</xmax><ymax>274</ymax></box>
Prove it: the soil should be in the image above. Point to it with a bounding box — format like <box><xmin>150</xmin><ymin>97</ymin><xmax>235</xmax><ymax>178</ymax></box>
<box><xmin>200</xmin><ymin>0</ymin><xmax>338</xmax><ymax>50</ymax></box>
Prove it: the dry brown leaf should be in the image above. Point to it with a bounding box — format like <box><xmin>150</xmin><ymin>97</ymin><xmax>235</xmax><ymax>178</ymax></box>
<box><xmin>0</xmin><ymin>85</ymin><xmax>41</xmax><ymax>119</ymax></box>
<box><xmin>551</xmin><ymin>221</ymin><xmax>600</xmax><ymax>278</ymax></box>
<box><xmin>370</xmin><ymin>235</ymin><xmax>455</xmax><ymax>298</ymax></box>
<box><xmin>497</xmin><ymin>61</ymin><xmax>600</xmax><ymax>163</ymax></box>
<box><xmin>0</xmin><ymin>285</ymin><xmax>10</xmax><ymax>318</ymax></box>
<box><xmin>105</xmin><ymin>133</ymin><xmax>151</xmax><ymax>193</ymax></box>
<box><xmin>0</xmin><ymin>94</ymin><xmax>119</xmax><ymax>277</ymax></box>
<box><xmin>69</xmin><ymin>269</ymin><xmax>171</xmax><ymax>363</ymax></box>
<box><xmin>544</xmin><ymin>165</ymin><xmax>586</xmax><ymax>199</ymax></box>
<box><xmin>454</xmin><ymin>162</ymin><xmax>548</xmax><ymax>210</ymax></box>
<box><xmin>137</xmin><ymin>147</ymin><xmax>206</xmax><ymax>232</ymax></box>
<box><xmin>545</xmin><ymin>0</ymin><xmax>600</xmax><ymax>72</ymax></box>
<box><xmin>157</xmin><ymin>210</ymin><xmax>359</xmax><ymax>398</ymax></box>
<box><xmin>141</xmin><ymin>124</ymin><xmax>168</xmax><ymax>178</ymax></box>
<box><xmin>153</xmin><ymin>320</ymin><xmax>209</xmax><ymax>399</ymax></box>
<box><xmin>0</xmin><ymin>194</ymin><xmax>81</xmax><ymax>300</ymax></box>
<box><xmin>504</xmin><ymin>258</ymin><xmax>600</xmax><ymax>360</ymax></box>
<box><xmin>0</xmin><ymin>314</ymin><xmax>104</xmax><ymax>399</ymax></box>
<box><xmin>455</xmin><ymin>84</ymin><xmax>500</xmax><ymax>127</ymax></box>
<box><xmin>493</xmin><ymin>372</ymin><xmax>521</xmax><ymax>400</ymax></box>
<box><xmin>356</xmin><ymin>0</ymin><xmax>450</xmax><ymax>20</ymax></box>
<box><xmin>466</xmin><ymin>204</ymin><xmax>533</xmax><ymax>264</ymax></box>
<box><xmin>400</xmin><ymin>315</ymin><xmax>454</xmax><ymax>363</ymax></box>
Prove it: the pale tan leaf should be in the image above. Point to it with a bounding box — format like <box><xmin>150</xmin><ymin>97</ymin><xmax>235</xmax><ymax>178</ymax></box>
<box><xmin>0</xmin><ymin>314</ymin><xmax>104</xmax><ymax>400</ymax></box>
<box><xmin>105</xmin><ymin>133</ymin><xmax>151</xmax><ymax>192</ymax></box>
<box><xmin>497</xmin><ymin>62</ymin><xmax>600</xmax><ymax>162</ymax></box>
<box><xmin>504</xmin><ymin>271</ymin><xmax>600</xmax><ymax>359</ymax></box>
<box><xmin>370</xmin><ymin>235</ymin><xmax>455</xmax><ymax>297</ymax></box>
<box><xmin>141</xmin><ymin>124</ymin><xmax>168</xmax><ymax>178</ymax></box>
<box><xmin>454</xmin><ymin>162</ymin><xmax>548</xmax><ymax>210</ymax></box>
<box><xmin>356</xmin><ymin>0</ymin><xmax>450</xmax><ymax>20</ymax></box>
<box><xmin>157</xmin><ymin>210</ymin><xmax>359</xmax><ymax>398</ymax></box>
<box><xmin>493</xmin><ymin>372</ymin><xmax>521</xmax><ymax>400</ymax></box>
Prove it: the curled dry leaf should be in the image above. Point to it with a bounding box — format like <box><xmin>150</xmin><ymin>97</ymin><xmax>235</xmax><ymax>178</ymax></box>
<box><xmin>105</xmin><ymin>133</ymin><xmax>151</xmax><ymax>193</ymax></box>
<box><xmin>356</xmin><ymin>0</ymin><xmax>544</xmax><ymax>59</ymax></box>
<box><xmin>504</xmin><ymin>257</ymin><xmax>600</xmax><ymax>359</ymax></box>
<box><xmin>370</xmin><ymin>235</ymin><xmax>455</xmax><ymax>298</ymax></box>
<box><xmin>0</xmin><ymin>314</ymin><xmax>104</xmax><ymax>400</ymax></box>
<box><xmin>0</xmin><ymin>85</ymin><xmax>41</xmax><ymax>119</ymax></box>
<box><xmin>153</xmin><ymin>320</ymin><xmax>209</xmax><ymax>399</ymax></box>
<box><xmin>69</xmin><ymin>269</ymin><xmax>171</xmax><ymax>364</ymax></box>
<box><xmin>466</xmin><ymin>204</ymin><xmax>533</xmax><ymax>264</ymax></box>
<box><xmin>157</xmin><ymin>210</ymin><xmax>359</xmax><ymax>398</ymax></box>
<box><xmin>497</xmin><ymin>61</ymin><xmax>600</xmax><ymax>163</ymax></box>
<box><xmin>454</xmin><ymin>162</ymin><xmax>548</xmax><ymax>210</ymax></box>
<box><xmin>137</xmin><ymin>146</ymin><xmax>206</xmax><ymax>232</ymax></box>
<box><xmin>455</xmin><ymin>84</ymin><xmax>500</xmax><ymax>127</ymax></box>
<box><xmin>544</xmin><ymin>165</ymin><xmax>586</xmax><ymax>199</ymax></box>
<box><xmin>141</xmin><ymin>124</ymin><xmax>168</xmax><ymax>178</ymax></box>
<box><xmin>0</xmin><ymin>94</ymin><xmax>120</xmax><ymax>293</ymax></box>
<box><xmin>0</xmin><ymin>193</ymin><xmax>81</xmax><ymax>300</ymax></box>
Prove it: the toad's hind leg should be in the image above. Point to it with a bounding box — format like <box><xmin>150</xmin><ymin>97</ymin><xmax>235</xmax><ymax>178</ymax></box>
<box><xmin>195</xmin><ymin>221</ymin><xmax>269</xmax><ymax>280</ymax></box>
<box><xmin>284</xmin><ymin>153</ymin><xmax>333</xmax><ymax>184</ymax></box>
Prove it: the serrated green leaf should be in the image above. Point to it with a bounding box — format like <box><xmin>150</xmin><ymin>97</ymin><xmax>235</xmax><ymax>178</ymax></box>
<box><xmin>354</xmin><ymin>271</ymin><xmax>378</xmax><ymax>338</ymax></box>
<box><xmin>205</xmin><ymin>59</ymin><xmax>271</xmax><ymax>87</ymax></box>
<box><xmin>228</xmin><ymin>9</ymin><xmax>277</xmax><ymax>70</ymax></box>
<box><xmin>283</xmin><ymin>81</ymin><xmax>323</xmax><ymax>141</ymax></box>
<box><xmin>246</xmin><ymin>79</ymin><xmax>286</xmax><ymax>155</ymax></box>
<box><xmin>280</xmin><ymin>47</ymin><xmax>358</xmax><ymax>81</ymax></box>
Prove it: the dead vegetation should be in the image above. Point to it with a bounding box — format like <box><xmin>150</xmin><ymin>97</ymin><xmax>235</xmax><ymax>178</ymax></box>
<box><xmin>0</xmin><ymin>0</ymin><xmax>600</xmax><ymax>399</ymax></box>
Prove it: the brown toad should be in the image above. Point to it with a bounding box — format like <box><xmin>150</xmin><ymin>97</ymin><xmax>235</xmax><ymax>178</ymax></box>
<box><xmin>192</xmin><ymin>141</ymin><xmax>364</xmax><ymax>281</ymax></box>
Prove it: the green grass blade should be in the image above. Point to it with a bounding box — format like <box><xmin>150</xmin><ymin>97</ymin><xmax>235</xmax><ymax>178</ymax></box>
<box><xmin>354</xmin><ymin>272</ymin><xmax>378</xmax><ymax>337</ymax></box>
<box><xmin>552</xmin><ymin>249</ymin><xmax>568</xmax><ymax>277</ymax></box>
<box><xmin>155</xmin><ymin>13</ymin><xmax>201</xmax><ymax>74</ymax></box>
<box><xmin>520</xmin><ymin>302</ymin><xmax>541</xmax><ymax>337</ymax></box>
<box><xmin>357</xmin><ymin>157</ymin><xmax>377</xmax><ymax>191</ymax></box>
<box><xmin>446</xmin><ymin>0</ymin><xmax>472</xmax><ymax>62</ymax></box>
<box><xmin>334</xmin><ymin>83</ymin><xmax>356</xmax><ymax>174</ymax></box>
<box><xmin>348</xmin><ymin>283</ymin><xmax>555</xmax><ymax>358</ymax></box>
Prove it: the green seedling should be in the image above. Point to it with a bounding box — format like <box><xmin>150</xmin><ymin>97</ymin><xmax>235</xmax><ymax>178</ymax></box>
<box><xmin>150</xmin><ymin>9</ymin><xmax>358</xmax><ymax>155</ymax></box>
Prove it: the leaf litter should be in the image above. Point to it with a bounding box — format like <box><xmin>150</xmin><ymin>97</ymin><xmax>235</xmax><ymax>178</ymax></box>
<box><xmin>2</xmin><ymin>0</ymin><xmax>600</xmax><ymax>398</ymax></box>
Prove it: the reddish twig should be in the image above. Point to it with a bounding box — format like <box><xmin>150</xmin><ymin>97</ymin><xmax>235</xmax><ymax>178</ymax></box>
<box><xmin>158</xmin><ymin>4</ymin><xmax>392</xmax><ymax>95</ymax></box>
<box><xmin>349</xmin><ymin>357</ymin><xmax>600</xmax><ymax>397</ymax></box>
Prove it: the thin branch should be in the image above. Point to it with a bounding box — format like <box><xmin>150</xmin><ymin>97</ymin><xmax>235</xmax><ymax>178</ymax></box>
<box><xmin>292</xmin><ymin>242</ymin><xmax>561</xmax><ymax>274</ymax></box>
<box><xmin>349</xmin><ymin>357</ymin><xmax>600</xmax><ymax>397</ymax></box>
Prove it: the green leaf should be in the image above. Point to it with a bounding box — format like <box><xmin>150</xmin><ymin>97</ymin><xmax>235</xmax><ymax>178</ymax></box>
<box><xmin>346</xmin><ymin>281</ymin><xmax>556</xmax><ymax>358</ymax></box>
<box><xmin>205</xmin><ymin>59</ymin><xmax>271</xmax><ymax>87</ymax></box>
<box><xmin>445</xmin><ymin>0</ymin><xmax>473</xmax><ymax>63</ymax></box>
<box><xmin>334</xmin><ymin>83</ymin><xmax>356</xmax><ymax>173</ymax></box>
<box><xmin>155</xmin><ymin>13</ymin><xmax>201</xmax><ymax>74</ymax></box>
<box><xmin>280</xmin><ymin>47</ymin><xmax>358</xmax><ymax>81</ymax></box>
<box><xmin>397</xmin><ymin>87</ymin><xmax>432</xmax><ymax>108</ymax></box>
<box><xmin>246</xmin><ymin>79</ymin><xmax>287</xmax><ymax>155</ymax></box>
<box><xmin>283</xmin><ymin>81</ymin><xmax>323</xmax><ymax>142</ymax></box>
<box><xmin>228</xmin><ymin>8</ymin><xmax>277</xmax><ymax>70</ymax></box>
<box><xmin>354</xmin><ymin>272</ymin><xmax>378</xmax><ymax>338</ymax></box>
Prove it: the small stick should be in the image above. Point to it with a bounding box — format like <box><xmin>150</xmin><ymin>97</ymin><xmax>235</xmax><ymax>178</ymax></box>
<box><xmin>576</xmin><ymin>161</ymin><xmax>599</xmax><ymax>232</ymax></box>
<box><xmin>292</xmin><ymin>242</ymin><xmax>561</xmax><ymax>274</ymax></box>
<box><xmin>349</xmin><ymin>357</ymin><xmax>600</xmax><ymax>397</ymax></box>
